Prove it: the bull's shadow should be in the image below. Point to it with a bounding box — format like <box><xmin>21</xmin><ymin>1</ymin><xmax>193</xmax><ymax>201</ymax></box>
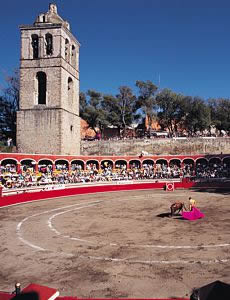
<box><xmin>157</xmin><ymin>212</ymin><xmax>171</xmax><ymax>218</ymax></box>
<box><xmin>156</xmin><ymin>212</ymin><xmax>184</xmax><ymax>219</ymax></box>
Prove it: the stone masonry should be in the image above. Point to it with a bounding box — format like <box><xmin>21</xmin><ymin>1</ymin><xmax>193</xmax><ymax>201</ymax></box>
<box><xmin>17</xmin><ymin>4</ymin><xmax>81</xmax><ymax>155</ymax></box>
<box><xmin>81</xmin><ymin>138</ymin><xmax>230</xmax><ymax>156</ymax></box>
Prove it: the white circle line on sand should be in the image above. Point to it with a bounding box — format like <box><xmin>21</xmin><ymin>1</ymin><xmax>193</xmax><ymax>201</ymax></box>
<box><xmin>81</xmin><ymin>255</ymin><xmax>230</xmax><ymax>265</ymax></box>
<box><xmin>16</xmin><ymin>196</ymin><xmax>230</xmax><ymax>264</ymax></box>
<box><xmin>47</xmin><ymin>203</ymin><xmax>100</xmax><ymax>244</ymax></box>
<box><xmin>48</xmin><ymin>199</ymin><xmax>230</xmax><ymax>250</ymax></box>
<box><xmin>16</xmin><ymin>200</ymin><xmax>102</xmax><ymax>251</ymax></box>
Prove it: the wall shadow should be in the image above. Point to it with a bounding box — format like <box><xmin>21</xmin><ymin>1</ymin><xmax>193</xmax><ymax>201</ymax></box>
<box><xmin>12</xmin><ymin>292</ymin><xmax>39</xmax><ymax>300</ymax></box>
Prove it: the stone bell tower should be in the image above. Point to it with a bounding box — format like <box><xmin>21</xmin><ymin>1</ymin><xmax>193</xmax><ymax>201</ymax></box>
<box><xmin>17</xmin><ymin>3</ymin><xmax>80</xmax><ymax>155</ymax></box>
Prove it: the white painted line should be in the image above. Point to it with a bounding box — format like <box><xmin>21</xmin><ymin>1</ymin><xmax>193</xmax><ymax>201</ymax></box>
<box><xmin>84</xmin><ymin>256</ymin><xmax>230</xmax><ymax>265</ymax></box>
<box><xmin>47</xmin><ymin>198</ymin><xmax>230</xmax><ymax>250</ymax></box>
<box><xmin>17</xmin><ymin>221</ymin><xmax>46</xmax><ymax>251</ymax></box>
<box><xmin>136</xmin><ymin>243</ymin><xmax>230</xmax><ymax>249</ymax></box>
<box><xmin>16</xmin><ymin>200</ymin><xmax>102</xmax><ymax>251</ymax></box>
<box><xmin>47</xmin><ymin>203</ymin><xmax>100</xmax><ymax>244</ymax></box>
<box><xmin>55</xmin><ymin>253</ymin><xmax>230</xmax><ymax>265</ymax></box>
<box><xmin>15</xmin><ymin>194</ymin><xmax>229</xmax><ymax>264</ymax></box>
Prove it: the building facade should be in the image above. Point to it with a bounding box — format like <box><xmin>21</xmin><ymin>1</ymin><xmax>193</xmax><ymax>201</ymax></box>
<box><xmin>17</xmin><ymin>3</ymin><xmax>80</xmax><ymax>155</ymax></box>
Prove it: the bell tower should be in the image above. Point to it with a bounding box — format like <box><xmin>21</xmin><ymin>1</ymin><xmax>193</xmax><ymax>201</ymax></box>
<box><xmin>17</xmin><ymin>3</ymin><xmax>80</xmax><ymax>155</ymax></box>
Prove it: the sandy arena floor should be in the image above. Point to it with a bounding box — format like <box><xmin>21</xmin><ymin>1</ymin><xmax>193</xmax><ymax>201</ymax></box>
<box><xmin>0</xmin><ymin>189</ymin><xmax>229</xmax><ymax>298</ymax></box>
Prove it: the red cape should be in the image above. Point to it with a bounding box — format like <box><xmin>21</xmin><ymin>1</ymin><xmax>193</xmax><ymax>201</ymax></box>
<box><xmin>182</xmin><ymin>207</ymin><xmax>204</xmax><ymax>220</ymax></box>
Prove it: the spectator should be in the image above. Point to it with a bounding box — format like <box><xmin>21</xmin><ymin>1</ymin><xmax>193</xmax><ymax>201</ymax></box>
<box><xmin>0</xmin><ymin>159</ymin><xmax>229</xmax><ymax>190</ymax></box>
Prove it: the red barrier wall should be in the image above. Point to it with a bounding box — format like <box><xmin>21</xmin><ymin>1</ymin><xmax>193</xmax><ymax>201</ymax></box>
<box><xmin>0</xmin><ymin>182</ymin><xmax>165</xmax><ymax>208</ymax></box>
<box><xmin>1</xmin><ymin>180</ymin><xmax>228</xmax><ymax>209</ymax></box>
<box><xmin>0</xmin><ymin>181</ymin><xmax>197</xmax><ymax>208</ymax></box>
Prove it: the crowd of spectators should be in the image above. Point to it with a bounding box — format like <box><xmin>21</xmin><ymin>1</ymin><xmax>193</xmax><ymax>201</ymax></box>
<box><xmin>84</xmin><ymin>129</ymin><xmax>230</xmax><ymax>141</ymax></box>
<box><xmin>0</xmin><ymin>160</ymin><xmax>229</xmax><ymax>190</ymax></box>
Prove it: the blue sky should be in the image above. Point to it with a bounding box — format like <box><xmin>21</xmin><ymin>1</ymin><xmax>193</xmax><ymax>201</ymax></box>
<box><xmin>1</xmin><ymin>0</ymin><xmax>230</xmax><ymax>99</ymax></box>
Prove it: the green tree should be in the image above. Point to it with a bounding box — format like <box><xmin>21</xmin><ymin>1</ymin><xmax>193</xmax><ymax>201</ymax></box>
<box><xmin>0</xmin><ymin>70</ymin><xmax>19</xmax><ymax>144</ymax></box>
<box><xmin>184</xmin><ymin>97</ymin><xmax>211</xmax><ymax>135</ymax></box>
<box><xmin>135</xmin><ymin>80</ymin><xmax>158</xmax><ymax>131</ymax></box>
<box><xmin>102</xmin><ymin>94</ymin><xmax>121</xmax><ymax>130</ymax></box>
<box><xmin>156</xmin><ymin>89</ymin><xmax>186</xmax><ymax>135</ymax></box>
<box><xmin>80</xmin><ymin>90</ymin><xmax>108</xmax><ymax>134</ymax></box>
<box><xmin>208</xmin><ymin>98</ymin><xmax>230</xmax><ymax>134</ymax></box>
<box><xmin>102</xmin><ymin>86</ymin><xmax>139</xmax><ymax>136</ymax></box>
<box><xmin>79</xmin><ymin>92</ymin><xmax>87</xmax><ymax>118</ymax></box>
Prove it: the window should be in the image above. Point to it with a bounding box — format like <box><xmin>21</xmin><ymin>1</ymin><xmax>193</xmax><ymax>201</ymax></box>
<box><xmin>68</xmin><ymin>77</ymin><xmax>73</xmax><ymax>90</ymax></box>
<box><xmin>71</xmin><ymin>45</ymin><xmax>76</xmax><ymax>66</ymax></box>
<box><xmin>36</xmin><ymin>72</ymin><xmax>47</xmax><ymax>105</ymax></box>
<box><xmin>68</xmin><ymin>77</ymin><xmax>73</xmax><ymax>102</ymax></box>
<box><xmin>31</xmin><ymin>34</ymin><xmax>39</xmax><ymax>59</ymax></box>
<box><xmin>45</xmin><ymin>33</ymin><xmax>53</xmax><ymax>55</ymax></box>
<box><xmin>65</xmin><ymin>39</ymin><xmax>70</xmax><ymax>62</ymax></box>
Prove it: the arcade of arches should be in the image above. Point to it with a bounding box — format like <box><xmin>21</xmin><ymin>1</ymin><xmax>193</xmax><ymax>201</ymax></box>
<box><xmin>0</xmin><ymin>153</ymin><xmax>229</xmax><ymax>173</ymax></box>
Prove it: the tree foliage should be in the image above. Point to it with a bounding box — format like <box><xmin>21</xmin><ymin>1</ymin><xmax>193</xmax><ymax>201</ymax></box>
<box><xmin>80</xmin><ymin>90</ymin><xmax>108</xmax><ymax>133</ymax></box>
<box><xmin>135</xmin><ymin>80</ymin><xmax>158</xmax><ymax>129</ymax></box>
<box><xmin>79</xmin><ymin>91</ymin><xmax>87</xmax><ymax>117</ymax></box>
<box><xmin>208</xmin><ymin>98</ymin><xmax>230</xmax><ymax>133</ymax></box>
<box><xmin>102</xmin><ymin>86</ymin><xmax>139</xmax><ymax>136</ymax></box>
<box><xmin>0</xmin><ymin>70</ymin><xmax>19</xmax><ymax>143</ymax></box>
<box><xmin>156</xmin><ymin>89</ymin><xmax>186</xmax><ymax>135</ymax></box>
<box><xmin>183</xmin><ymin>97</ymin><xmax>211</xmax><ymax>135</ymax></box>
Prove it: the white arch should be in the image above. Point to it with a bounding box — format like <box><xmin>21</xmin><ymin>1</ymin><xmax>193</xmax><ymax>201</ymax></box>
<box><xmin>70</xmin><ymin>159</ymin><xmax>85</xmax><ymax>164</ymax></box>
<box><xmin>194</xmin><ymin>157</ymin><xmax>208</xmax><ymax>163</ymax></box>
<box><xmin>182</xmin><ymin>157</ymin><xmax>195</xmax><ymax>163</ymax></box>
<box><xmin>86</xmin><ymin>159</ymin><xmax>100</xmax><ymax>168</ymax></box>
<box><xmin>169</xmin><ymin>158</ymin><xmax>182</xmax><ymax>163</ymax></box>
<box><xmin>115</xmin><ymin>159</ymin><xmax>128</xmax><ymax>164</ymax></box>
<box><xmin>20</xmin><ymin>158</ymin><xmax>36</xmax><ymax>164</ymax></box>
<box><xmin>101</xmin><ymin>159</ymin><xmax>114</xmax><ymax>166</ymax></box>
<box><xmin>156</xmin><ymin>158</ymin><xmax>168</xmax><ymax>164</ymax></box>
<box><xmin>54</xmin><ymin>159</ymin><xmax>69</xmax><ymax>165</ymax></box>
<box><xmin>142</xmin><ymin>159</ymin><xmax>154</xmax><ymax>164</ymax></box>
<box><xmin>129</xmin><ymin>159</ymin><xmax>141</xmax><ymax>167</ymax></box>
<box><xmin>129</xmin><ymin>159</ymin><xmax>141</xmax><ymax>163</ymax></box>
<box><xmin>223</xmin><ymin>156</ymin><xmax>230</xmax><ymax>161</ymax></box>
<box><xmin>38</xmin><ymin>158</ymin><xmax>54</xmax><ymax>164</ymax></box>
<box><xmin>1</xmin><ymin>158</ymin><xmax>19</xmax><ymax>165</ymax></box>
<box><xmin>209</xmin><ymin>157</ymin><xmax>222</xmax><ymax>163</ymax></box>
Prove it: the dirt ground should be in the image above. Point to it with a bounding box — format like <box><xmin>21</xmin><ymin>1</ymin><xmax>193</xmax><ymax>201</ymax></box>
<box><xmin>0</xmin><ymin>189</ymin><xmax>229</xmax><ymax>299</ymax></box>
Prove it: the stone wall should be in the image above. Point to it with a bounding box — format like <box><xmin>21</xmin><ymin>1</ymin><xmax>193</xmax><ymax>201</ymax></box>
<box><xmin>81</xmin><ymin>138</ymin><xmax>230</xmax><ymax>156</ymax></box>
<box><xmin>17</xmin><ymin>108</ymin><xmax>80</xmax><ymax>155</ymax></box>
<box><xmin>18</xmin><ymin>8</ymin><xmax>81</xmax><ymax>156</ymax></box>
<box><xmin>17</xmin><ymin>109</ymin><xmax>61</xmax><ymax>155</ymax></box>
